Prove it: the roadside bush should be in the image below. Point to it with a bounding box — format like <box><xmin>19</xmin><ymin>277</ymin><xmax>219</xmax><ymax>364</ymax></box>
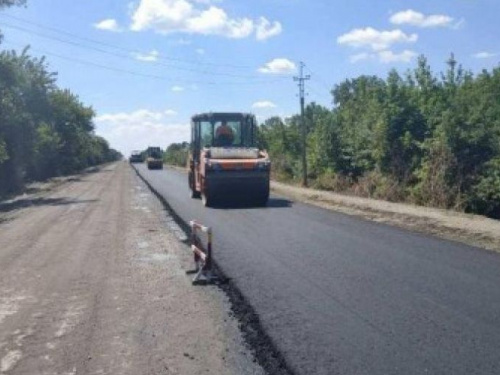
<box><xmin>163</xmin><ymin>142</ymin><xmax>189</xmax><ymax>168</ymax></box>
<box><xmin>411</xmin><ymin>134</ymin><xmax>463</xmax><ymax>209</ymax></box>
<box><xmin>312</xmin><ymin>169</ymin><xmax>353</xmax><ymax>192</ymax></box>
<box><xmin>468</xmin><ymin>158</ymin><xmax>500</xmax><ymax>218</ymax></box>
<box><xmin>354</xmin><ymin>171</ymin><xmax>407</xmax><ymax>202</ymax></box>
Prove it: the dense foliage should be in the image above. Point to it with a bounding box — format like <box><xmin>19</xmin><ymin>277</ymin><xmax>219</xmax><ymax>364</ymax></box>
<box><xmin>259</xmin><ymin>56</ymin><xmax>500</xmax><ymax>218</ymax></box>
<box><xmin>0</xmin><ymin>47</ymin><xmax>121</xmax><ymax>196</ymax></box>
<box><xmin>163</xmin><ymin>142</ymin><xmax>189</xmax><ymax>167</ymax></box>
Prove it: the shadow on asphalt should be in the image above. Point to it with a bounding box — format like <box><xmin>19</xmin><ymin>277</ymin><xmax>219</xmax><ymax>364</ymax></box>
<box><xmin>213</xmin><ymin>197</ymin><xmax>293</xmax><ymax>210</ymax></box>
<box><xmin>0</xmin><ymin>197</ymin><xmax>99</xmax><ymax>213</ymax></box>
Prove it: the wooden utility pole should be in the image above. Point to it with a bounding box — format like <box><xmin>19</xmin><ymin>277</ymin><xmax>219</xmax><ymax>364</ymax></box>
<box><xmin>294</xmin><ymin>62</ymin><xmax>310</xmax><ymax>187</ymax></box>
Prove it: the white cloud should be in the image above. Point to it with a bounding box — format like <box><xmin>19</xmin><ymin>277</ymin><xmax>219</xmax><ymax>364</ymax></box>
<box><xmin>164</xmin><ymin>109</ymin><xmax>178</xmax><ymax>115</ymax></box>
<box><xmin>129</xmin><ymin>0</ymin><xmax>280</xmax><ymax>40</ymax></box>
<box><xmin>184</xmin><ymin>6</ymin><xmax>254</xmax><ymax>38</ymax></box>
<box><xmin>96</xmin><ymin>109</ymin><xmax>164</xmax><ymax>123</ymax></box>
<box><xmin>349</xmin><ymin>50</ymin><xmax>417</xmax><ymax>64</ymax></box>
<box><xmin>173</xmin><ymin>38</ymin><xmax>192</xmax><ymax>45</ymax></box>
<box><xmin>94</xmin><ymin>19</ymin><xmax>122</xmax><ymax>32</ymax></box>
<box><xmin>195</xmin><ymin>48</ymin><xmax>205</xmax><ymax>55</ymax></box>
<box><xmin>349</xmin><ymin>52</ymin><xmax>371</xmax><ymax>63</ymax></box>
<box><xmin>337</xmin><ymin>27</ymin><xmax>418</xmax><ymax>51</ymax></box>
<box><xmin>252</xmin><ymin>101</ymin><xmax>277</xmax><ymax>109</ymax></box>
<box><xmin>390</xmin><ymin>9</ymin><xmax>454</xmax><ymax>28</ymax></box>
<box><xmin>171</xmin><ymin>85</ymin><xmax>185</xmax><ymax>92</ymax></box>
<box><xmin>256</xmin><ymin>17</ymin><xmax>282</xmax><ymax>41</ymax></box>
<box><xmin>95</xmin><ymin>108</ymin><xmax>189</xmax><ymax>157</ymax></box>
<box><xmin>473</xmin><ymin>51</ymin><xmax>498</xmax><ymax>59</ymax></box>
<box><xmin>378</xmin><ymin>50</ymin><xmax>417</xmax><ymax>63</ymax></box>
<box><xmin>133</xmin><ymin>49</ymin><xmax>160</xmax><ymax>62</ymax></box>
<box><xmin>258</xmin><ymin>58</ymin><xmax>296</xmax><ymax>74</ymax></box>
<box><xmin>192</xmin><ymin>0</ymin><xmax>222</xmax><ymax>3</ymax></box>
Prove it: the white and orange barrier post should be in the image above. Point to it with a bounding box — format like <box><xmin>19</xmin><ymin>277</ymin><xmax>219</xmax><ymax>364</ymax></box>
<box><xmin>187</xmin><ymin>220</ymin><xmax>218</xmax><ymax>285</ymax></box>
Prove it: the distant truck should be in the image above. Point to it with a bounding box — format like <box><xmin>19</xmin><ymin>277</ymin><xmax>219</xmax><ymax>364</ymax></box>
<box><xmin>129</xmin><ymin>150</ymin><xmax>143</xmax><ymax>163</ymax></box>
<box><xmin>146</xmin><ymin>147</ymin><xmax>163</xmax><ymax>170</ymax></box>
<box><xmin>188</xmin><ymin>112</ymin><xmax>270</xmax><ymax>207</ymax></box>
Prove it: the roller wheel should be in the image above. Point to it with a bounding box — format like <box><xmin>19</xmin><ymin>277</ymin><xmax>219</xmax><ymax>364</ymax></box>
<box><xmin>256</xmin><ymin>194</ymin><xmax>269</xmax><ymax>207</ymax></box>
<box><xmin>255</xmin><ymin>188</ymin><xmax>270</xmax><ymax>207</ymax></box>
<box><xmin>189</xmin><ymin>172</ymin><xmax>201</xmax><ymax>199</ymax></box>
<box><xmin>202</xmin><ymin>191</ymin><xmax>213</xmax><ymax>207</ymax></box>
<box><xmin>191</xmin><ymin>189</ymin><xmax>201</xmax><ymax>199</ymax></box>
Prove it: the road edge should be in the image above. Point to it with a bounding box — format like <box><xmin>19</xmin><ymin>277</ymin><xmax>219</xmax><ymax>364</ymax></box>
<box><xmin>161</xmin><ymin>163</ymin><xmax>500</xmax><ymax>253</ymax></box>
<box><xmin>271</xmin><ymin>182</ymin><xmax>500</xmax><ymax>253</ymax></box>
<box><xmin>130</xmin><ymin>164</ymin><xmax>296</xmax><ymax>375</ymax></box>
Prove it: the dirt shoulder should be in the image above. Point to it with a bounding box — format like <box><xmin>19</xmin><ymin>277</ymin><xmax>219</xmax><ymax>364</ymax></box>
<box><xmin>272</xmin><ymin>181</ymin><xmax>500</xmax><ymax>252</ymax></box>
<box><xmin>0</xmin><ymin>165</ymin><xmax>110</xmax><ymax>212</ymax></box>
<box><xmin>0</xmin><ymin>162</ymin><xmax>264</xmax><ymax>375</ymax></box>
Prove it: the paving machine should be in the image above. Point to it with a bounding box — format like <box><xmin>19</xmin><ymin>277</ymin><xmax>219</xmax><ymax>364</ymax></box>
<box><xmin>188</xmin><ymin>112</ymin><xmax>270</xmax><ymax>207</ymax></box>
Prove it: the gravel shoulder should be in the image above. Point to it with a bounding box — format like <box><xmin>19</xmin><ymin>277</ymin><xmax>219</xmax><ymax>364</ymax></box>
<box><xmin>0</xmin><ymin>162</ymin><xmax>264</xmax><ymax>375</ymax></box>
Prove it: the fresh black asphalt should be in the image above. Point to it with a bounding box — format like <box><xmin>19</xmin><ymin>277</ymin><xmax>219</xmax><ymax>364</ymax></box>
<box><xmin>135</xmin><ymin>164</ymin><xmax>500</xmax><ymax>375</ymax></box>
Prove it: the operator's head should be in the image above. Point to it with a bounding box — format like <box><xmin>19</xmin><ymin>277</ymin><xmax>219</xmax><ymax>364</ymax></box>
<box><xmin>215</xmin><ymin>120</ymin><xmax>233</xmax><ymax>146</ymax></box>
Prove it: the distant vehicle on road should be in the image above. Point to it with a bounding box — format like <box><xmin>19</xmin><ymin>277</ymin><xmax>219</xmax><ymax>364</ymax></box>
<box><xmin>188</xmin><ymin>112</ymin><xmax>270</xmax><ymax>207</ymax></box>
<box><xmin>129</xmin><ymin>150</ymin><xmax>143</xmax><ymax>163</ymax></box>
<box><xmin>146</xmin><ymin>147</ymin><xmax>163</xmax><ymax>170</ymax></box>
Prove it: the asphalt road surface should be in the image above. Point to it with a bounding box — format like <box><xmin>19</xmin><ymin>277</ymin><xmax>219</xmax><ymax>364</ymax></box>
<box><xmin>135</xmin><ymin>164</ymin><xmax>500</xmax><ymax>375</ymax></box>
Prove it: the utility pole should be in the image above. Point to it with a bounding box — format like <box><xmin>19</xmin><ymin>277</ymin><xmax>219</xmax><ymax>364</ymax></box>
<box><xmin>294</xmin><ymin>61</ymin><xmax>310</xmax><ymax>187</ymax></box>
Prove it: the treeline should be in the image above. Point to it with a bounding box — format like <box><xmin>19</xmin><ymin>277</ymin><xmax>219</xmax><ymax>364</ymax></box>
<box><xmin>0</xmin><ymin>47</ymin><xmax>121</xmax><ymax>196</ymax></box>
<box><xmin>259</xmin><ymin>55</ymin><xmax>500</xmax><ymax>218</ymax></box>
<box><xmin>163</xmin><ymin>142</ymin><xmax>189</xmax><ymax>167</ymax></box>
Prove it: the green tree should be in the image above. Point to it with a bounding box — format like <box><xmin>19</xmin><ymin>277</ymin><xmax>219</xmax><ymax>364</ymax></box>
<box><xmin>164</xmin><ymin>142</ymin><xmax>189</xmax><ymax>167</ymax></box>
<box><xmin>0</xmin><ymin>138</ymin><xmax>8</xmax><ymax>164</ymax></box>
<box><xmin>374</xmin><ymin>70</ymin><xmax>425</xmax><ymax>181</ymax></box>
<box><xmin>0</xmin><ymin>47</ymin><xmax>54</xmax><ymax>191</ymax></box>
<box><xmin>259</xmin><ymin>116</ymin><xmax>300</xmax><ymax>180</ymax></box>
<box><xmin>332</xmin><ymin>75</ymin><xmax>385</xmax><ymax>176</ymax></box>
<box><xmin>49</xmin><ymin>89</ymin><xmax>96</xmax><ymax>174</ymax></box>
<box><xmin>470</xmin><ymin>158</ymin><xmax>500</xmax><ymax>218</ymax></box>
<box><xmin>0</xmin><ymin>46</ymin><xmax>120</xmax><ymax>195</ymax></box>
<box><xmin>31</xmin><ymin>122</ymin><xmax>62</xmax><ymax>180</ymax></box>
<box><xmin>258</xmin><ymin>54</ymin><xmax>500</xmax><ymax>217</ymax></box>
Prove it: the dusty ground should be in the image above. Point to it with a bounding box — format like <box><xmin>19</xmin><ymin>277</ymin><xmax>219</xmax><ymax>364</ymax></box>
<box><xmin>0</xmin><ymin>162</ymin><xmax>264</xmax><ymax>375</ymax></box>
<box><xmin>272</xmin><ymin>181</ymin><xmax>500</xmax><ymax>252</ymax></box>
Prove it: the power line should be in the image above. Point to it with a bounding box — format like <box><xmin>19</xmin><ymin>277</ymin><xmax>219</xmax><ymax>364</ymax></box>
<box><xmin>0</xmin><ymin>13</ymin><xmax>255</xmax><ymax>70</ymax></box>
<box><xmin>305</xmin><ymin>65</ymin><xmax>332</xmax><ymax>93</ymax></box>
<box><xmin>307</xmin><ymin>84</ymin><xmax>328</xmax><ymax>102</ymax></box>
<box><xmin>1</xmin><ymin>40</ymin><xmax>288</xmax><ymax>86</ymax></box>
<box><xmin>0</xmin><ymin>21</ymin><xmax>283</xmax><ymax>81</ymax></box>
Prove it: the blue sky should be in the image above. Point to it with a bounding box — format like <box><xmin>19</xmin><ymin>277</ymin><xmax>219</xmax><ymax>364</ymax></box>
<box><xmin>1</xmin><ymin>0</ymin><xmax>499</xmax><ymax>156</ymax></box>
